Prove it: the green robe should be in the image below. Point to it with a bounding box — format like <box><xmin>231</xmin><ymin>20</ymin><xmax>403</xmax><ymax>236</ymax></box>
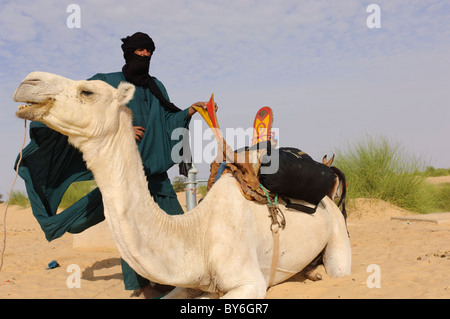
<box><xmin>15</xmin><ymin>72</ymin><xmax>191</xmax><ymax>290</ymax></box>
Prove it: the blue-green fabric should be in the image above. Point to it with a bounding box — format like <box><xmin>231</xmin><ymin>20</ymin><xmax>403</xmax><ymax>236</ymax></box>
<box><xmin>15</xmin><ymin>121</ymin><xmax>104</xmax><ymax>241</ymax></box>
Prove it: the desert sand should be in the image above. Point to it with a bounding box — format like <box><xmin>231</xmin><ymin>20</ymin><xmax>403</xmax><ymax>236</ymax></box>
<box><xmin>0</xmin><ymin>177</ymin><xmax>449</xmax><ymax>299</ymax></box>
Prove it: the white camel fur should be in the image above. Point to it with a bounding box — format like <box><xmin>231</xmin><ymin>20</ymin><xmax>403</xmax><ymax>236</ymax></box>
<box><xmin>14</xmin><ymin>72</ymin><xmax>351</xmax><ymax>299</ymax></box>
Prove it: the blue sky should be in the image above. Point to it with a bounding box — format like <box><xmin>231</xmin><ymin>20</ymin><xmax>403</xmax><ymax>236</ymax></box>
<box><xmin>1</xmin><ymin>0</ymin><xmax>449</xmax><ymax>195</ymax></box>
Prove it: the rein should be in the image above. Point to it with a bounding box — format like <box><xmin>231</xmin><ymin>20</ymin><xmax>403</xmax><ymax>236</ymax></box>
<box><xmin>1</xmin><ymin>120</ymin><xmax>27</xmax><ymax>271</ymax></box>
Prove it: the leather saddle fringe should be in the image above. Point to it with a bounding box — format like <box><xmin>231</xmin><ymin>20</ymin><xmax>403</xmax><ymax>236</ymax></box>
<box><xmin>207</xmin><ymin>155</ymin><xmax>269</xmax><ymax>204</ymax></box>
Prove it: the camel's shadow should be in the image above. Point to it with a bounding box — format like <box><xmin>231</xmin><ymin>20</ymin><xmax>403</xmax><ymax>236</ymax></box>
<box><xmin>80</xmin><ymin>258</ymin><xmax>317</xmax><ymax>285</ymax></box>
<box><xmin>82</xmin><ymin>257</ymin><xmax>123</xmax><ymax>281</ymax></box>
<box><xmin>80</xmin><ymin>258</ymin><xmax>323</xmax><ymax>283</ymax></box>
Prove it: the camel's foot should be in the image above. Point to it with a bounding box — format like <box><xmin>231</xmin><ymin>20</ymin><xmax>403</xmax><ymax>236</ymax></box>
<box><xmin>304</xmin><ymin>264</ymin><xmax>328</xmax><ymax>281</ymax></box>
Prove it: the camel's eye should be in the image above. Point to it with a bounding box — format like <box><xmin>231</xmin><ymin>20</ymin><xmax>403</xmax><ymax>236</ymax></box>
<box><xmin>81</xmin><ymin>90</ymin><xmax>94</xmax><ymax>96</ymax></box>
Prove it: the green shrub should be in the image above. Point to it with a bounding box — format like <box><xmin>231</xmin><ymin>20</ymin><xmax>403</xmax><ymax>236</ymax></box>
<box><xmin>172</xmin><ymin>176</ymin><xmax>186</xmax><ymax>193</ymax></box>
<box><xmin>333</xmin><ymin>135</ymin><xmax>437</xmax><ymax>213</ymax></box>
<box><xmin>434</xmin><ymin>183</ymin><xmax>450</xmax><ymax>212</ymax></box>
<box><xmin>59</xmin><ymin>181</ymin><xmax>97</xmax><ymax>209</ymax></box>
<box><xmin>421</xmin><ymin>166</ymin><xmax>450</xmax><ymax>177</ymax></box>
<box><xmin>7</xmin><ymin>181</ymin><xmax>97</xmax><ymax>210</ymax></box>
<box><xmin>197</xmin><ymin>185</ymin><xmax>208</xmax><ymax>197</ymax></box>
<box><xmin>8</xmin><ymin>190</ymin><xmax>31</xmax><ymax>208</ymax></box>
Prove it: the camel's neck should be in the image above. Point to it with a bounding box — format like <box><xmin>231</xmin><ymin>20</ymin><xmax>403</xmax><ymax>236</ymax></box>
<box><xmin>71</xmin><ymin>110</ymin><xmax>204</xmax><ymax>284</ymax></box>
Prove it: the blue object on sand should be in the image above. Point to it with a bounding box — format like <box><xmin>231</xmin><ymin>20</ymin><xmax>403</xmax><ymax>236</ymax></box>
<box><xmin>46</xmin><ymin>260</ymin><xmax>60</xmax><ymax>270</ymax></box>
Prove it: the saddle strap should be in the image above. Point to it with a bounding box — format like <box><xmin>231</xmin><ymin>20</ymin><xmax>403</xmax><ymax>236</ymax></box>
<box><xmin>267</xmin><ymin>204</ymin><xmax>285</xmax><ymax>287</ymax></box>
<box><xmin>259</xmin><ymin>183</ymin><xmax>286</xmax><ymax>287</ymax></box>
<box><xmin>269</xmin><ymin>223</ymin><xmax>280</xmax><ymax>287</ymax></box>
<box><xmin>283</xmin><ymin>197</ymin><xmax>317</xmax><ymax>214</ymax></box>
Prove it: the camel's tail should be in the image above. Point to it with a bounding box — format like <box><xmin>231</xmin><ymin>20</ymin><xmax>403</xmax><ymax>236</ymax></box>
<box><xmin>330</xmin><ymin>166</ymin><xmax>347</xmax><ymax>221</ymax></box>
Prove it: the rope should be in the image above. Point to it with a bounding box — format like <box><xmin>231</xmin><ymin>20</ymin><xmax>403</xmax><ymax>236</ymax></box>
<box><xmin>0</xmin><ymin>119</ymin><xmax>27</xmax><ymax>271</ymax></box>
<box><xmin>259</xmin><ymin>183</ymin><xmax>285</xmax><ymax>231</ymax></box>
<box><xmin>259</xmin><ymin>183</ymin><xmax>277</xmax><ymax>206</ymax></box>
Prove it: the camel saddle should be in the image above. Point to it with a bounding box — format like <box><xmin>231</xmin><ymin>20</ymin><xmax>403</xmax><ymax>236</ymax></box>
<box><xmin>207</xmin><ymin>142</ymin><xmax>270</xmax><ymax>204</ymax></box>
<box><xmin>194</xmin><ymin>97</ymin><xmax>329</xmax><ymax>214</ymax></box>
<box><xmin>207</xmin><ymin>144</ymin><xmax>336</xmax><ymax>215</ymax></box>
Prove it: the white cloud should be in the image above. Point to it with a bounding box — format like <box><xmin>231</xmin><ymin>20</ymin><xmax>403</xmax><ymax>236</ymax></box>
<box><xmin>0</xmin><ymin>3</ymin><xmax>38</xmax><ymax>42</ymax></box>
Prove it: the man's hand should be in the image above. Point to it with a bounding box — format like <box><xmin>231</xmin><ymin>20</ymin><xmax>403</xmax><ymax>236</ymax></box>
<box><xmin>133</xmin><ymin>126</ymin><xmax>145</xmax><ymax>142</ymax></box>
<box><xmin>188</xmin><ymin>101</ymin><xmax>218</xmax><ymax>118</ymax></box>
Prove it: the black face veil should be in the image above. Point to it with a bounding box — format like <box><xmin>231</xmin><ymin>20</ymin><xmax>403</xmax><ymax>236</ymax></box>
<box><xmin>121</xmin><ymin>32</ymin><xmax>155</xmax><ymax>87</ymax></box>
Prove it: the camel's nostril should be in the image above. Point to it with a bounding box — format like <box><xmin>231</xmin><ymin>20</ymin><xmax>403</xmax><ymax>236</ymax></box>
<box><xmin>23</xmin><ymin>79</ymin><xmax>42</xmax><ymax>85</ymax></box>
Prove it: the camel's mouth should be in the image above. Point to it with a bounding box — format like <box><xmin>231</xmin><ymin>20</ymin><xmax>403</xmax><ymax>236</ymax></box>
<box><xmin>17</xmin><ymin>102</ymin><xmax>38</xmax><ymax>111</ymax></box>
<box><xmin>15</xmin><ymin>99</ymin><xmax>54</xmax><ymax>121</ymax></box>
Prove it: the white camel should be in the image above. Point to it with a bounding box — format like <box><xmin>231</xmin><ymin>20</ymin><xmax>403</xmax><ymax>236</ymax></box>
<box><xmin>14</xmin><ymin>71</ymin><xmax>351</xmax><ymax>299</ymax></box>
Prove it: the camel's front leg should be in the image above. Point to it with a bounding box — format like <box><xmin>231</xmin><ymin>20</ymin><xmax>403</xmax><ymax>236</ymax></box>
<box><xmin>220</xmin><ymin>282</ymin><xmax>267</xmax><ymax>299</ymax></box>
<box><xmin>321</xmin><ymin>200</ymin><xmax>352</xmax><ymax>278</ymax></box>
<box><xmin>220</xmin><ymin>271</ymin><xmax>267</xmax><ymax>299</ymax></box>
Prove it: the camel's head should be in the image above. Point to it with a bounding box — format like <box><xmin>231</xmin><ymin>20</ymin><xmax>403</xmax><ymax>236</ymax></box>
<box><xmin>14</xmin><ymin>71</ymin><xmax>135</xmax><ymax>140</ymax></box>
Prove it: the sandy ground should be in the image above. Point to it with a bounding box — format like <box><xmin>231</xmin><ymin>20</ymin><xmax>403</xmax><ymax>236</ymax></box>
<box><xmin>0</xmin><ymin>177</ymin><xmax>449</xmax><ymax>299</ymax></box>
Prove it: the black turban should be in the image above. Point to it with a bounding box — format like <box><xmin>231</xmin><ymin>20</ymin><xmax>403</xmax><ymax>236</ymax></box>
<box><xmin>121</xmin><ymin>32</ymin><xmax>155</xmax><ymax>60</ymax></box>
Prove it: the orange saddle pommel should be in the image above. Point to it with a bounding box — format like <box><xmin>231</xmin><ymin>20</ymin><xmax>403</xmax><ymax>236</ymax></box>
<box><xmin>251</xmin><ymin>106</ymin><xmax>273</xmax><ymax>146</ymax></box>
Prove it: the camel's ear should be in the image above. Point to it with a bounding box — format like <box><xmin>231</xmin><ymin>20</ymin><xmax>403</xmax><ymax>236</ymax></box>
<box><xmin>117</xmin><ymin>82</ymin><xmax>135</xmax><ymax>105</ymax></box>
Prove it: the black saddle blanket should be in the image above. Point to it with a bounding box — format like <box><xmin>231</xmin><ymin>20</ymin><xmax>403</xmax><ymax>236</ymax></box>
<box><xmin>259</xmin><ymin>147</ymin><xmax>336</xmax><ymax>206</ymax></box>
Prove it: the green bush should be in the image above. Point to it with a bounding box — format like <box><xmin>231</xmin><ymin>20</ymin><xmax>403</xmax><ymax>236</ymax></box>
<box><xmin>8</xmin><ymin>190</ymin><xmax>31</xmax><ymax>208</ymax></box>
<box><xmin>59</xmin><ymin>181</ymin><xmax>97</xmax><ymax>209</ymax></box>
<box><xmin>197</xmin><ymin>185</ymin><xmax>208</xmax><ymax>197</ymax></box>
<box><xmin>7</xmin><ymin>178</ymin><xmax>204</xmax><ymax>209</ymax></box>
<box><xmin>7</xmin><ymin>181</ymin><xmax>97</xmax><ymax>210</ymax></box>
<box><xmin>434</xmin><ymin>183</ymin><xmax>450</xmax><ymax>212</ymax></box>
<box><xmin>172</xmin><ymin>176</ymin><xmax>186</xmax><ymax>193</ymax></box>
<box><xmin>421</xmin><ymin>166</ymin><xmax>450</xmax><ymax>177</ymax></box>
<box><xmin>333</xmin><ymin>135</ymin><xmax>438</xmax><ymax>213</ymax></box>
